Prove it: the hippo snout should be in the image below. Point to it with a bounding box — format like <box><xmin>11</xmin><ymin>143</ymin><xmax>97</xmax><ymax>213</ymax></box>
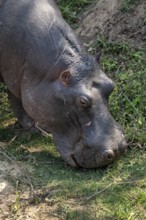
<box><xmin>72</xmin><ymin>134</ymin><xmax>128</xmax><ymax>168</ymax></box>
<box><xmin>54</xmin><ymin>132</ymin><xmax>127</xmax><ymax>168</ymax></box>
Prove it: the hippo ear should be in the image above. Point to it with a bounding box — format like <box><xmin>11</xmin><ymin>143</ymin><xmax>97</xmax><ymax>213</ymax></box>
<box><xmin>60</xmin><ymin>70</ymin><xmax>71</xmax><ymax>86</ymax></box>
<box><xmin>95</xmin><ymin>51</ymin><xmax>102</xmax><ymax>63</ymax></box>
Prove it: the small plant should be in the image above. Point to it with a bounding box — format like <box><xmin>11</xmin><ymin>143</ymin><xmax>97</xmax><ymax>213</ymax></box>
<box><xmin>11</xmin><ymin>191</ymin><xmax>21</xmax><ymax>213</ymax></box>
<box><xmin>120</xmin><ymin>0</ymin><xmax>137</xmax><ymax>12</ymax></box>
<box><xmin>57</xmin><ymin>0</ymin><xmax>92</xmax><ymax>24</ymax></box>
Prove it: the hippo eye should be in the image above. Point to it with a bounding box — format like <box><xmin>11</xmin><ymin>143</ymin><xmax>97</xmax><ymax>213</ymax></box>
<box><xmin>77</xmin><ymin>96</ymin><xmax>92</xmax><ymax>108</ymax></box>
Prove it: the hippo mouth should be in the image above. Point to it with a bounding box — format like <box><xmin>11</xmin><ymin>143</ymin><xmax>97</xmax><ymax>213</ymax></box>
<box><xmin>70</xmin><ymin>154</ymin><xmax>82</xmax><ymax>168</ymax></box>
<box><xmin>72</xmin><ymin>150</ymin><xmax>114</xmax><ymax>168</ymax></box>
<box><xmin>71</xmin><ymin>153</ymin><xmax>111</xmax><ymax>168</ymax></box>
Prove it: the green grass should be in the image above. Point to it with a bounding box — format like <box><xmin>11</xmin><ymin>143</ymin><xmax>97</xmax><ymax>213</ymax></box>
<box><xmin>0</xmin><ymin>85</ymin><xmax>13</xmax><ymax>123</ymax></box>
<box><xmin>120</xmin><ymin>0</ymin><xmax>138</xmax><ymax>12</ymax></box>
<box><xmin>57</xmin><ymin>0</ymin><xmax>93</xmax><ymax>25</ymax></box>
<box><xmin>0</xmin><ymin>1</ymin><xmax>146</xmax><ymax>219</ymax></box>
<box><xmin>0</xmin><ymin>127</ymin><xmax>145</xmax><ymax>219</ymax></box>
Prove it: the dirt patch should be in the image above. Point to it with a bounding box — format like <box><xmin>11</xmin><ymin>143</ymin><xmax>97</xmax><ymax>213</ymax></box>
<box><xmin>0</xmin><ymin>157</ymin><xmax>34</xmax><ymax>220</ymax></box>
<box><xmin>0</xmin><ymin>148</ymin><xmax>64</xmax><ymax>220</ymax></box>
<box><xmin>0</xmin><ymin>153</ymin><xmax>85</xmax><ymax>220</ymax></box>
<box><xmin>0</xmin><ymin>161</ymin><xmax>19</xmax><ymax>219</ymax></box>
<box><xmin>76</xmin><ymin>0</ymin><xmax>146</xmax><ymax>48</ymax></box>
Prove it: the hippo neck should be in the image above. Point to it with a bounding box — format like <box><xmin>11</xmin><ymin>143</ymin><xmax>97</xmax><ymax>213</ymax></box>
<box><xmin>56</xmin><ymin>23</ymin><xmax>87</xmax><ymax>67</ymax></box>
<box><xmin>58</xmin><ymin>24</ymin><xmax>84</xmax><ymax>53</ymax></box>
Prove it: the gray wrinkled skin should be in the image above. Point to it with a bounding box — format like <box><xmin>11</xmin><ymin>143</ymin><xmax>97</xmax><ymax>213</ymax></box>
<box><xmin>0</xmin><ymin>0</ymin><xmax>127</xmax><ymax>168</ymax></box>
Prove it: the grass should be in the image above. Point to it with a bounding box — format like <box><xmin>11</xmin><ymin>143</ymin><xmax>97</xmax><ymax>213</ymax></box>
<box><xmin>0</xmin><ymin>1</ymin><xmax>146</xmax><ymax>219</ymax></box>
<box><xmin>57</xmin><ymin>0</ymin><xmax>93</xmax><ymax>25</ymax></box>
<box><xmin>120</xmin><ymin>0</ymin><xmax>138</xmax><ymax>12</ymax></box>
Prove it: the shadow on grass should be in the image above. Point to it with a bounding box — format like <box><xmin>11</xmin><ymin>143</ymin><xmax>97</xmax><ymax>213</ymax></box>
<box><xmin>0</xmin><ymin>123</ymin><xmax>146</xmax><ymax>220</ymax></box>
<box><xmin>0</xmin><ymin>123</ymin><xmax>146</xmax><ymax>199</ymax></box>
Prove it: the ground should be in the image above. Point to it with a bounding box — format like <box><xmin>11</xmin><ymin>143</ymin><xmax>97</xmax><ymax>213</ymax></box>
<box><xmin>76</xmin><ymin>0</ymin><xmax>146</xmax><ymax>48</ymax></box>
<box><xmin>0</xmin><ymin>0</ymin><xmax>146</xmax><ymax>219</ymax></box>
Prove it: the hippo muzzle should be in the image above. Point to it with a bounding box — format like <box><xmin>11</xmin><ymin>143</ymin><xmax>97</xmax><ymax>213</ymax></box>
<box><xmin>54</xmin><ymin>126</ymin><xmax>127</xmax><ymax>169</ymax></box>
<box><xmin>73</xmin><ymin>125</ymin><xmax>127</xmax><ymax>168</ymax></box>
<box><xmin>53</xmin><ymin>105</ymin><xmax>127</xmax><ymax>169</ymax></box>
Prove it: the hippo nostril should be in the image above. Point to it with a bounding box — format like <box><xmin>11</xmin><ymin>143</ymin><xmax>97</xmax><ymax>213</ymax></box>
<box><xmin>103</xmin><ymin>150</ymin><xmax>114</xmax><ymax>161</ymax></box>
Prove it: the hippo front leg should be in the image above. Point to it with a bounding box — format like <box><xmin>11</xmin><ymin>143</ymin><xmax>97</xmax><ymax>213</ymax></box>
<box><xmin>8</xmin><ymin>91</ymin><xmax>37</xmax><ymax>133</ymax></box>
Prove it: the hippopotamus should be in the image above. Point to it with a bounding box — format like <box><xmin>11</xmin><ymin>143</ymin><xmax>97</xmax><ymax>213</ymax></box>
<box><xmin>0</xmin><ymin>0</ymin><xmax>127</xmax><ymax>168</ymax></box>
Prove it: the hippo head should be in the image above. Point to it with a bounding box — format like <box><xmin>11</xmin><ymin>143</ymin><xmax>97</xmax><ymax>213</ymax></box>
<box><xmin>22</xmin><ymin>53</ymin><xmax>127</xmax><ymax>168</ymax></box>
<box><xmin>48</xmin><ymin>54</ymin><xmax>127</xmax><ymax>168</ymax></box>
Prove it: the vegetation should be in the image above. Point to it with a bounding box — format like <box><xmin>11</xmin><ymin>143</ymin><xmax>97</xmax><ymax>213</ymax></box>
<box><xmin>57</xmin><ymin>0</ymin><xmax>92</xmax><ymax>24</ymax></box>
<box><xmin>120</xmin><ymin>0</ymin><xmax>138</xmax><ymax>12</ymax></box>
<box><xmin>0</xmin><ymin>0</ymin><xmax>146</xmax><ymax>219</ymax></box>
